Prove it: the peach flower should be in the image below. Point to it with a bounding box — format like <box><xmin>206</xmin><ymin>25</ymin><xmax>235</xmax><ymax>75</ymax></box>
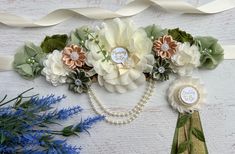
<box><xmin>153</xmin><ymin>35</ymin><xmax>177</xmax><ymax>59</ymax></box>
<box><xmin>62</xmin><ymin>44</ymin><xmax>86</xmax><ymax>69</ymax></box>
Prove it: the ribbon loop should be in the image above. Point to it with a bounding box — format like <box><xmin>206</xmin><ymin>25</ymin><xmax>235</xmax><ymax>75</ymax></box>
<box><xmin>0</xmin><ymin>0</ymin><xmax>234</xmax><ymax>27</ymax></box>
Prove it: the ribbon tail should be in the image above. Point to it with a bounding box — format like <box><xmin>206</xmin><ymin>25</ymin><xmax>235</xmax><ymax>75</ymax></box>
<box><xmin>171</xmin><ymin>111</ymin><xmax>208</xmax><ymax>154</ymax></box>
<box><xmin>171</xmin><ymin>114</ymin><xmax>180</xmax><ymax>154</ymax></box>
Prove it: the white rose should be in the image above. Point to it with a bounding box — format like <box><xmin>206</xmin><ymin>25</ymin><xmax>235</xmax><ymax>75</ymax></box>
<box><xmin>42</xmin><ymin>50</ymin><xmax>70</xmax><ymax>86</ymax></box>
<box><xmin>171</xmin><ymin>42</ymin><xmax>200</xmax><ymax>76</ymax></box>
<box><xmin>86</xmin><ymin>18</ymin><xmax>154</xmax><ymax>93</ymax></box>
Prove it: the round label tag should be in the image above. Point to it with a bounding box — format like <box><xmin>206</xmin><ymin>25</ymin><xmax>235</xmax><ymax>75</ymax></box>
<box><xmin>111</xmin><ymin>47</ymin><xmax>128</xmax><ymax>64</ymax></box>
<box><xmin>179</xmin><ymin>86</ymin><xmax>199</xmax><ymax>105</ymax></box>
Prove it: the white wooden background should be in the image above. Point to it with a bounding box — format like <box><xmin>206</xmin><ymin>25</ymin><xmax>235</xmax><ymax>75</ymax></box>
<box><xmin>0</xmin><ymin>0</ymin><xmax>235</xmax><ymax>153</ymax></box>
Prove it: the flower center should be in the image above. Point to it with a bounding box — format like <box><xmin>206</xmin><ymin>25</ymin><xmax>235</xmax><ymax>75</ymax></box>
<box><xmin>26</xmin><ymin>57</ymin><xmax>36</xmax><ymax>64</ymax></box>
<box><xmin>111</xmin><ymin>47</ymin><xmax>128</xmax><ymax>64</ymax></box>
<box><xmin>179</xmin><ymin>86</ymin><xmax>199</xmax><ymax>106</ymax></box>
<box><xmin>74</xmin><ymin>79</ymin><xmax>82</xmax><ymax>86</ymax></box>
<box><xmin>70</xmin><ymin>52</ymin><xmax>79</xmax><ymax>61</ymax></box>
<box><xmin>158</xmin><ymin>66</ymin><xmax>165</xmax><ymax>73</ymax></box>
<box><xmin>161</xmin><ymin>42</ymin><xmax>170</xmax><ymax>52</ymax></box>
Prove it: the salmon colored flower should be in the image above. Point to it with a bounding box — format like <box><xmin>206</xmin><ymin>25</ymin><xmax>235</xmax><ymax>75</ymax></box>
<box><xmin>153</xmin><ymin>35</ymin><xmax>177</xmax><ymax>59</ymax></box>
<box><xmin>62</xmin><ymin>44</ymin><xmax>86</xmax><ymax>69</ymax></box>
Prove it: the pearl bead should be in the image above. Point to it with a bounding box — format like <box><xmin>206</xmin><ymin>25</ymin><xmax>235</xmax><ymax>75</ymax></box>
<box><xmin>161</xmin><ymin>42</ymin><xmax>170</xmax><ymax>51</ymax></box>
<box><xmin>70</xmin><ymin>51</ymin><xmax>79</xmax><ymax>61</ymax></box>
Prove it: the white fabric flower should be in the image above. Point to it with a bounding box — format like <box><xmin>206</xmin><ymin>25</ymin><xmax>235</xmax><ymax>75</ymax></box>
<box><xmin>167</xmin><ymin>77</ymin><xmax>206</xmax><ymax>113</ymax></box>
<box><xmin>171</xmin><ymin>42</ymin><xmax>200</xmax><ymax>76</ymax></box>
<box><xmin>86</xmin><ymin>18</ymin><xmax>154</xmax><ymax>93</ymax></box>
<box><xmin>42</xmin><ymin>50</ymin><xmax>70</xmax><ymax>86</ymax></box>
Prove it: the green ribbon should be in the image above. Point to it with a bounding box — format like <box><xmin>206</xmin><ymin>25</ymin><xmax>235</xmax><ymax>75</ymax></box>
<box><xmin>171</xmin><ymin>111</ymin><xmax>208</xmax><ymax>154</ymax></box>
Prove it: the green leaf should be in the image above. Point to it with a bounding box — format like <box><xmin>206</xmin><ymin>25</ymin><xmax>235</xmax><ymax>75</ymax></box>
<box><xmin>13</xmin><ymin>47</ymin><xmax>28</xmax><ymax>65</ymax></box>
<box><xmin>68</xmin><ymin>26</ymin><xmax>89</xmax><ymax>45</ymax></box>
<box><xmin>0</xmin><ymin>132</ymin><xmax>5</xmax><ymax>144</ymax></box>
<box><xmin>192</xmin><ymin>127</ymin><xmax>205</xmax><ymax>142</ymax></box>
<box><xmin>25</xmin><ymin>42</ymin><xmax>43</xmax><ymax>57</ymax></box>
<box><xmin>16</xmin><ymin>64</ymin><xmax>33</xmax><ymax>78</ymax></box>
<box><xmin>62</xmin><ymin>125</ymin><xmax>74</xmax><ymax>136</ymax></box>
<box><xmin>177</xmin><ymin>141</ymin><xmax>189</xmax><ymax>153</ymax></box>
<box><xmin>40</xmin><ymin>34</ymin><xmax>68</xmax><ymax>53</ymax></box>
<box><xmin>144</xmin><ymin>24</ymin><xmax>168</xmax><ymax>40</ymax></box>
<box><xmin>168</xmin><ymin>28</ymin><xmax>194</xmax><ymax>45</ymax></box>
<box><xmin>177</xmin><ymin>114</ymin><xmax>191</xmax><ymax>128</ymax></box>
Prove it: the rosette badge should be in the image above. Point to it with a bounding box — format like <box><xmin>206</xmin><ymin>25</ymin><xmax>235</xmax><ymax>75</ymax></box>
<box><xmin>167</xmin><ymin>77</ymin><xmax>206</xmax><ymax>113</ymax></box>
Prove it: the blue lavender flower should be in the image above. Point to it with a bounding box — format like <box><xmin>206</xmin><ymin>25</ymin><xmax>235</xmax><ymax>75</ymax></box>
<box><xmin>0</xmin><ymin>91</ymin><xmax>103</xmax><ymax>154</ymax></box>
<box><xmin>49</xmin><ymin>140</ymin><xmax>81</xmax><ymax>154</ymax></box>
<box><xmin>75</xmin><ymin>116</ymin><xmax>105</xmax><ymax>132</ymax></box>
<box><xmin>30</xmin><ymin>94</ymin><xmax>66</xmax><ymax>109</ymax></box>
<box><xmin>44</xmin><ymin>106</ymin><xmax>83</xmax><ymax>120</ymax></box>
<box><xmin>0</xmin><ymin>145</ymin><xmax>15</xmax><ymax>154</ymax></box>
<box><xmin>0</xmin><ymin>106</ymin><xmax>12</xmax><ymax>116</ymax></box>
<box><xmin>56</xmin><ymin>106</ymin><xmax>83</xmax><ymax>120</ymax></box>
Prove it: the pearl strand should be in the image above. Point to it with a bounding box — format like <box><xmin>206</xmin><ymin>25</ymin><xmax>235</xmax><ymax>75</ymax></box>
<box><xmin>88</xmin><ymin>79</ymin><xmax>155</xmax><ymax>125</ymax></box>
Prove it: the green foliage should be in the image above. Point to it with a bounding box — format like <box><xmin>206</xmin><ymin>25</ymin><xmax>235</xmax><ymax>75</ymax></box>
<box><xmin>144</xmin><ymin>24</ymin><xmax>168</xmax><ymax>41</ymax></box>
<box><xmin>195</xmin><ymin>36</ymin><xmax>224</xmax><ymax>69</ymax></box>
<box><xmin>168</xmin><ymin>28</ymin><xmax>194</xmax><ymax>45</ymax></box>
<box><xmin>13</xmin><ymin>42</ymin><xmax>45</xmax><ymax>79</ymax></box>
<box><xmin>68</xmin><ymin>26</ymin><xmax>90</xmax><ymax>48</ymax></box>
<box><xmin>176</xmin><ymin>114</ymin><xmax>191</xmax><ymax>128</ymax></box>
<box><xmin>177</xmin><ymin>141</ymin><xmax>190</xmax><ymax>154</ymax></box>
<box><xmin>62</xmin><ymin>125</ymin><xmax>76</xmax><ymax>136</ymax></box>
<box><xmin>40</xmin><ymin>34</ymin><xmax>68</xmax><ymax>53</ymax></box>
<box><xmin>192</xmin><ymin>127</ymin><xmax>205</xmax><ymax>142</ymax></box>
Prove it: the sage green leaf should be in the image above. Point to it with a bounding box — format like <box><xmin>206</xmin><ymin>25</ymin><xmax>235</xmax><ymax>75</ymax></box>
<box><xmin>177</xmin><ymin>141</ymin><xmax>189</xmax><ymax>153</ymax></box>
<box><xmin>13</xmin><ymin>42</ymin><xmax>45</xmax><ymax>79</ymax></box>
<box><xmin>192</xmin><ymin>127</ymin><xmax>205</xmax><ymax>142</ymax></box>
<box><xmin>40</xmin><ymin>34</ymin><xmax>68</xmax><ymax>53</ymax></box>
<box><xmin>68</xmin><ymin>26</ymin><xmax>89</xmax><ymax>45</ymax></box>
<box><xmin>16</xmin><ymin>64</ymin><xmax>33</xmax><ymax>77</ymax></box>
<box><xmin>195</xmin><ymin>36</ymin><xmax>224</xmax><ymax>69</ymax></box>
<box><xmin>13</xmin><ymin>47</ymin><xmax>28</xmax><ymax>64</ymax></box>
<box><xmin>25</xmin><ymin>42</ymin><xmax>42</xmax><ymax>57</ymax></box>
<box><xmin>177</xmin><ymin>114</ymin><xmax>191</xmax><ymax>128</ymax></box>
<box><xmin>168</xmin><ymin>28</ymin><xmax>194</xmax><ymax>45</ymax></box>
<box><xmin>144</xmin><ymin>24</ymin><xmax>168</xmax><ymax>41</ymax></box>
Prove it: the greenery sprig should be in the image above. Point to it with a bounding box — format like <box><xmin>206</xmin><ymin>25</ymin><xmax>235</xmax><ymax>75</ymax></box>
<box><xmin>83</xmin><ymin>28</ymin><xmax>111</xmax><ymax>62</ymax></box>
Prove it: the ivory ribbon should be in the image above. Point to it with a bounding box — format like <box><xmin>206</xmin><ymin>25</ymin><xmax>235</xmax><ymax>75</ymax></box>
<box><xmin>0</xmin><ymin>45</ymin><xmax>234</xmax><ymax>72</ymax></box>
<box><xmin>0</xmin><ymin>0</ymin><xmax>235</xmax><ymax>27</ymax></box>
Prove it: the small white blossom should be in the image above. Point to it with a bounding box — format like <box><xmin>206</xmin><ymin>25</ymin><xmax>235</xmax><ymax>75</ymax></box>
<box><xmin>42</xmin><ymin>50</ymin><xmax>70</xmax><ymax>86</ymax></box>
<box><xmin>171</xmin><ymin>42</ymin><xmax>200</xmax><ymax>76</ymax></box>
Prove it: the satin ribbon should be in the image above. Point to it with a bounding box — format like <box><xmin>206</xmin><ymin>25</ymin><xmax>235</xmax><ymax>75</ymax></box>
<box><xmin>0</xmin><ymin>45</ymin><xmax>234</xmax><ymax>71</ymax></box>
<box><xmin>0</xmin><ymin>0</ymin><xmax>235</xmax><ymax>27</ymax></box>
<box><xmin>171</xmin><ymin>112</ymin><xmax>208</xmax><ymax>154</ymax></box>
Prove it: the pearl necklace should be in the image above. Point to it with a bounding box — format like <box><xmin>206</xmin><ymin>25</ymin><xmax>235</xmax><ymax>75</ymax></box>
<box><xmin>87</xmin><ymin>79</ymin><xmax>155</xmax><ymax>125</ymax></box>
